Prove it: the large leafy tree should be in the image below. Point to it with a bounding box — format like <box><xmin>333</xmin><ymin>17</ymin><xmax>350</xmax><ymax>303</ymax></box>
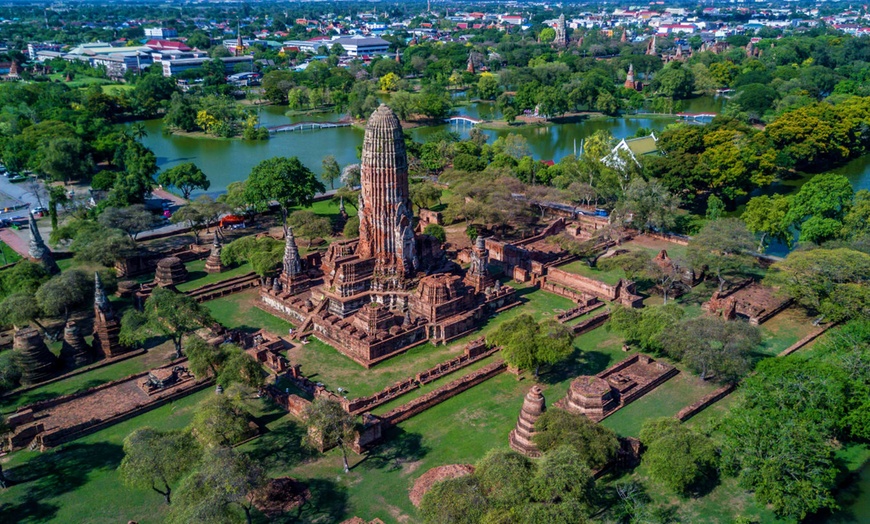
<box><xmin>169</xmin><ymin>448</ymin><xmax>265</xmax><ymax>524</ymax></box>
<box><xmin>741</xmin><ymin>194</ymin><xmax>792</xmax><ymax>251</ymax></box>
<box><xmin>35</xmin><ymin>269</ymin><xmax>93</xmax><ymax>323</ymax></box>
<box><xmin>766</xmin><ymin>247</ymin><xmax>870</xmax><ymax>322</ymax></box>
<box><xmin>321</xmin><ymin>155</ymin><xmax>340</xmax><ymax>190</ymax></box>
<box><xmin>488</xmin><ymin>314</ymin><xmax>574</xmax><ymax>378</ymax></box>
<box><xmin>98</xmin><ymin>205</ymin><xmax>161</xmax><ymax>240</ymax></box>
<box><xmin>659</xmin><ymin>317</ymin><xmax>760</xmax><ymax>382</ymax></box>
<box><xmin>654</xmin><ymin>61</ymin><xmax>695</xmax><ymax>99</ymax></box>
<box><xmin>185</xmin><ymin>337</ymin><xmax>263</xmax><ymax>389</ymax></box>
<box><xmin>120</xmin><ymin>287</ymin><xmax>213</xmax><ymax>359</ymax></box>
<box><xmin>786</xmin><ymin>173</ymin><xmax>854</xmax><ymax>244</ymax></box>
<box><xmin>157</xmin><ymin>162</ymin><xmax>211</xmax><ymax>200</ymax></box>
<box><xmin>40</xmin><ymin>137</ymin><xmax>93</xmax><ymax>183</ymax></box>
<box><xmin>533</xmin><ymin>409</ymin><xmax>619</xmax><ymax>470</ymax></box>
<box><xmin>119</xmin><ymin>428</ymin><xmax>202</xmax><ymax>505</ymax></box>
<box><xmin>244</xmin><ymin>156</ymin><xmax>324</xmax><ymax>225</ymax></box>
<box><xmin>304</xmin><ymin>398</ymin><xmax>356</xmax><ymax>473</ymax></box>
<box><xmin>688</xmin><ymin>218</ymin><xmax>758</xmax><ymax>292</ymax></box>
<box><xmin>639</xmin><ymin>418</ymin><xmax>718</xmax><ymax>496</ymax></box>
<box><xmin>221</xmin><ymin>235</ymin><xmax>283</xmax><ymax>278</ymax></box>
<box><xmin>287</xmin><ymin>210</ymin><xmax>332</xmax><ymax>248</ymax></box>
<box><xmin>190</xmin><ymin>394</ymin><xmax>254</xmax><ymax>448</ymax></box>
<box><xmin>608</xmin><ymin>304</ymin><xmax>685</xmax><ymax>353</ymax></box>
<box><xmin>721</xmin><ymin>357</ymin><xmax>848</xmax><ymax>520</ymax></box>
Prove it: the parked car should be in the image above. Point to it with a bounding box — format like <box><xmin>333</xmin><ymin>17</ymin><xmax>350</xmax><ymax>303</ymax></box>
<box><xmin>31</xmin><ymin>206</ymin><xmax>47</xmax><ymax>216</ymax></box>
<box><xmin>9</xmin><ymin>174</ymin><xmax>28</xmax><ymax>183</ymax></box>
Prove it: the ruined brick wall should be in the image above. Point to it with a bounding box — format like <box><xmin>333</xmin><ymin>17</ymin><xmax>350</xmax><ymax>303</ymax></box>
<box><xmin>381</xmin><ymin>361</ymin><xmax>506</xmax><ymax>425</ymax></box>
<box><xmin>547</xmin><ymin>268</ymin><xmax>620</xmax><ymax>300</ymax></box>
<box><xmin>675</xmin><ymin>383</ymin><xmax>735</xmax><ymax>422</ymax></box>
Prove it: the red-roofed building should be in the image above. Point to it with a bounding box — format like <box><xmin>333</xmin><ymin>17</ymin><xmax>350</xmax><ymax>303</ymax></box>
<box><xmin>145</xmin><ymin>40</ymin><xmax>191</xmax><ymax>52</ymax></box>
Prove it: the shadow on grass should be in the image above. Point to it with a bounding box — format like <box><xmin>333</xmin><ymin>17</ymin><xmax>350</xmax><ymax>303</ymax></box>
<box><xmin>539</xmin><ymin>349</ymin><xmax>616</xmax><ymax>385</ymax></box>
<box><xmin>355</xmin><ymin>426</ymin><xmax>429</xmax><ymax>473</ymax></box>
<box><xmin>2</xmin><ymin>441</ymin><xmax>124</xmax><ymax>522</ymax></box>
<box><xmin>255</xmin><ymin>477</ymin><xmax>349</xmax><ymax>524</ymax></box>
<box><xmin>185</xmin><ymin>270</ymin><xmax>208</xmax><ymax>282</ymax></box>
<box><xmin>245</xmin><ymin>418</ymin><xmax>316</xmax><ymax>472</ymax></box>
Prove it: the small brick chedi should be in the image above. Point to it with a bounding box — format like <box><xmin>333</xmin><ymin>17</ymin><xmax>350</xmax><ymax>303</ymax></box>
<box><xmin>154</xmin><ymin>256</ymin><xmax>188</xmax><ymax>287</ymax></box>
<box><xmin>509</xmin><ymin>385</ymin><xmax>546</xmax><ymax>457</ymax></box>
<box><xmin>204</xmin><ymin>234</ymin><xmax>224</xmax><ymax>274</ymax></box>
<box><xmin>262</xmin><ymin>104</ymin><xmax>516</xmax><ymax>367</ymax></box>
<box><xmin>14</xmin><ymin>326</ymin><xmax>58</xmax><ymax>385</ymax></box>
<box><xmin>92</xmin><ymin>272</ymin><xmax>126</xmax><ymax>358</ymax></box>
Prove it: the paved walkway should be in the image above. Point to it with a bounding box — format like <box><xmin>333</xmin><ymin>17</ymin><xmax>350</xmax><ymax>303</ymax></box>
<box><xmin>0</xmin><ymin>228</ymin><xmax>29</xmax><ymax>257</ymax></box>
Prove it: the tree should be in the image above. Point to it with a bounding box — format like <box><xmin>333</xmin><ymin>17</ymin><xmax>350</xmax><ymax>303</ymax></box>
<box><xmin>423</xmin><ymin>224</ymin><xmax>446</xmax><ymax>243</ymax></box>
<box><xmin>47</xmin><ymin>185</ymin><xmax>69</xmax><ymax>230</ymax></box>
<box><xmin>119</xmin><ymin>428</ymin><xmax>202</xmax><ymax>504</ymax></box>
<box><xmin>688</xmin><ymin>218</ymin><xmax>757</xmax><ymax>292</ymax></box>
<box><xmin>98</xmin><ymin>205</ymin><xmax>161</xmax><ymax>240</ymax></box>
<box><xmin>35</xmin><ymin>270</ymin><xmax>92</xmax><ymax>323</ymax></box>
<box><xmin>619</xmin><ymin>178</ymin><xmax>680</xmax><ymax>232</ymax></box>
<box><xmin>70</xmin><ymin>225</ymin><xmax>137</xmax><ymax>267</ymax></box>
<box><xmin>475</xmin><ymin>449</ymin><xmax>534</xmax><ymax>510</ymax></box>
<box><xmin>170</xmin><ymin>448</ymin><xmax>265</xmax><ymax>524</ymax></box>
<box><xmin>171</xmin><ymin>196</ymin><xmax>229</xmax><ymax>244</ymax></box>
<box><xmin>157</xmin><ymin>163</ymin><xmax>211</xmax><ymax>200</ymax></box>
<box><xmin>488</xmin><ymin>314</ymin><xmax>574</xmax><ymax>378</ymax></box>
<box><xmin>655</xmin><ymin>62</ymin><xmax>695</xmax><ymax>100</ymax></box>
<box><xmin>533</xmin><ymin>409</ymin><xmax>619</xmax><ymax>470</ymax></box>
<box><xmin>287</xmin><ymin>210</ymin><xmax>332</xmax><ymax>248</ymax></box>
<box><xmin>0</xmin><ymin>293</ymin><xmax>45</xmax><ymax>330</ymax></box>
<box><xmin>343</xmin><ymin>216</ymin><xmax>360</xmax><ymax>238</ymax></box>
<box><xmin>410</xmin><ymin>181</ymin><xmax>442</xmax><ymax>212</ymax></box>
<box><xmin>786</xmin><ymin>173</ymin><xmax>854</xmax><ymax>244</ymax></box>
<box><xmin>378</xmin><ymin>72</ymin><xmax>401</xmax><ymax>92</ymax></box>
<box><xmin>608</xmin><ymin>304</ymin><xmax>685</xmax><ymax>354</ymax></box>
<box><xmin>721</xmin><ymin>358</ymin><xmax>845</xmax><ymax>519</ymax></box>
<box><xmin>741</xmin><ymin>194</ymin><xmax>792</xmax><ymax>252</ymax></box>
<box><xmin>190</xmin><ymin>394</ymin><xmax>254</xmax><ymax>448</ymax></box>
<box><xmin>539</xmin><ymin>27</ymin><xmax>556</xmax><ymax>43</ymax></box>
<box><xmin>40</xmin><ymin>137</ymin><xmax>93</xmax><ymax>183</ymax></box>
<box><xmin>304</xmin><ymin>398</ymin><xmax>356</xmax><ymax>473</ymax></box>
<box><xmin>221</xmin><ymin>235</ymin><xmax>284</xmax><ymax>278</ymax></box>
<box><xmin>528</xmin><ymin>446</ymin><xmax>597</xmax><ymax>520</ymax></box>
<box><xmin>420</xmin><ymin>476</ymin><xmax>488</xmax><ymax>524</ymax></box>
<box><xmin>0</xmin><ymin>351</ymin><xmax>22</xmax><ymax>394</ymax></box>
<box><xmin>120</xmin><ymin>287</ymin><xmax>213</xmax><ymax>359</ymax></box>
<box><xmin>321</xmin><ymin>155</ymin><xmax>341</xmax><ymax>190</ymax></box>
<box><xmin>660</xmin><ymin>317</ymin><xmax>759</xmax><ymax>382</ymax></box>
<box><xmin>639</xmin><ymin>418</ymin><xmax>718</xmax><ymax>496</ymax></box>
<box><xmin>766</xmin><ymin>247</ymin><xmax>870</xmax><ymax>322</ymax></box>
<box><xmin>477</xmin><ymin>72</ymin><xmax>500</xmax><ymax>100</ymax></box>
<box><xmin>244</xmin><ymin>157</ymin><xmax>325</xmax><ymax>226</ymax></box>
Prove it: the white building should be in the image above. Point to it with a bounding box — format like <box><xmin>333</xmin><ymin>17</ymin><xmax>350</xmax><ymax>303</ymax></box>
<box><xmin>144</xmin><ymin>27</ymin><xmax>178</xmax><ymax>39</ymax></box>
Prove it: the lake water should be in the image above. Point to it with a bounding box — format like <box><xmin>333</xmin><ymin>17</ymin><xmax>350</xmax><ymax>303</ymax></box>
<box><xmin>135</xmin><ymin>97</ymin><xmax>870</xmax><ymax>199</ymax></box>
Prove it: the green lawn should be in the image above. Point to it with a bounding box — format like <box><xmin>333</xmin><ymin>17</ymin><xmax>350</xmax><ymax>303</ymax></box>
<box><xmin>601</xmin><ymin>373</ymin><xmax>720</xmax><ymax>438</ymax></box>
<box><xmin>175</xmin><ymin>260</ymin><xmax>253</xmax><ymax>292</ymax></box>
<box><xmin>0</xmin><ymin>240</ymin><xmax>22</xmax><ymax>264</ymax></box>
<box><xmin>203</xmin><ymin>290</ymin><xmax>293</xmax><ymax>335</ymax></box>
<box><xmin>558</xmin><ymin>259</ymin><xmax>626</xmax><ymax>286</ymax></box>
<box><xmin>0</xmin><ymin>388</ymin><xmax>214</xmax><ymax>524</ymax></box>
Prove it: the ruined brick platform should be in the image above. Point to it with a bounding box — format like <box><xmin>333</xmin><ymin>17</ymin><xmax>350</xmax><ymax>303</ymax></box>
<box><xmin>557</xmin><ymin>354</ymin><xmax>678</xmax><ymax>421</ymax></box>
<box><xmin>5</xmin><ymin>361</ymin><xmax>209</xmax><ymax>451</ymax></box>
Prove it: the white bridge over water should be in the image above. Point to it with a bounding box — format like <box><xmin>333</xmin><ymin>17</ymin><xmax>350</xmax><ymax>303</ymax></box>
<box><xmin>265</xmin><ymin>121</ymin><xmax>352</xmax><ymax>133</ymax></box>
<box><xmin>446</xmin><ymin>115</ymin><xmax>483</xmax><ymax>126</ymax></box>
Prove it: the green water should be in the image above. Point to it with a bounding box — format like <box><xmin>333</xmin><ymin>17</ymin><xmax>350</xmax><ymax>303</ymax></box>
<box><xmin>135</xmin><ymin>97</ymin><xmax>870</xmax><ymax>198</ymax></box>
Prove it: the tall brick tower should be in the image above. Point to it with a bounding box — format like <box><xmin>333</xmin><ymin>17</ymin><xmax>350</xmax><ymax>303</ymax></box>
<box><xmin>357</xmin><ymin>104</ymin><xmax>418</xmax><ymax>289</ymax></box>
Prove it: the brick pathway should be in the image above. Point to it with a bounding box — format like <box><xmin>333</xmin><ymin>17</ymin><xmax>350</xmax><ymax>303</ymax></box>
<box><xmin>152</xmin><ymin>187</ymin><xmax>188</xmax><ymax>206</ymax></box>
<box><xmin>0</xmin><ymin>228</ymin><xmax>29</xmax><ymax>257</ymax></box>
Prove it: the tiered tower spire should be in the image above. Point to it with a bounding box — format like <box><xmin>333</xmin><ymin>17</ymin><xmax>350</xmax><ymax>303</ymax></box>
<box><xmin>357</xmin><ymin>104</ymin><xmax>418</xmax><ymax>287</ymax></box>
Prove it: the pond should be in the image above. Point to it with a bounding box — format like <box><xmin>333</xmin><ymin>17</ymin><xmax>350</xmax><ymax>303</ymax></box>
<box><xmin>133</xmin><ymin>97</ymin><xmax>870</xmax><ymax>199</ymax></box>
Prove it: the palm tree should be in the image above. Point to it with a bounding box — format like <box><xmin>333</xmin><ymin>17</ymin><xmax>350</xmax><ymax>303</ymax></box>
<box><xmin>130</xmin><ymin>122</ymin><xmax>147</xmax><ymax>141</ymax></box>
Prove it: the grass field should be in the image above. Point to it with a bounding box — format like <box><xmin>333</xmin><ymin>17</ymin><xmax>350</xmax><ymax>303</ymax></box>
<box><xmin>175</xmin><ymin>260</ymin><xmax>253</xmax><ymax>292</ymax></box>
<box><xmin>0</xmin><ymin>240</ymin><xmax>22</xmax><ymax>264</ymax></box>
<box><xmin>0</xmin><ymin>260</ymin><xmax>842</xmax><ymax>524</ymax></box>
